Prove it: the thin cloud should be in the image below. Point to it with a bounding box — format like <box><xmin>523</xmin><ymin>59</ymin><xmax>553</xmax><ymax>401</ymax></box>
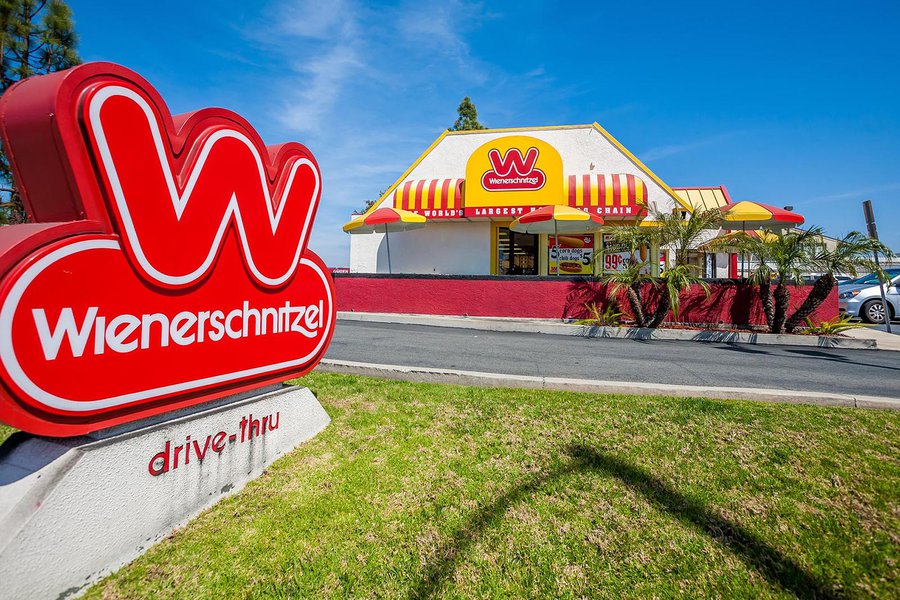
<box><xmin>640</xmin><ymin>131</ymin><xmax>745</xmax><ymax>162</ymax></box>
<box><xmin>804</xmin><ymin>181</ymin><xmax>900</xmax><ymax>203</ymax></box>
<box><xmin>239</xmin><ymin>1</ymin><xmax>541</xmax><ymax>265</ymax></box>
<box><xmin>395</xmin><ymin>0</ymin><xmax>492</xmax><ymax>84</ymax></box>
<box><xmin>248</xmin><ymin>0</ymin><xmax>366</xmax><ymax>134</ymax></box>
<box><xmin>279</xmin><ymin>45</ymin><xmax>364</xmax><ymax>133</ymax></box>
<box><xmin>277</xmin><ymin>0</ymin><xmax>355</xmax><ymax>39</ymax></box>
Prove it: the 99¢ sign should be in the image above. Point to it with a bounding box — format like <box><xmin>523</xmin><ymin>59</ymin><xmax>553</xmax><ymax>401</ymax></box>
<box><xmin>0</xmin><ymin>63</ymin><xmax>335</xmax><ymax>436</ymax></box>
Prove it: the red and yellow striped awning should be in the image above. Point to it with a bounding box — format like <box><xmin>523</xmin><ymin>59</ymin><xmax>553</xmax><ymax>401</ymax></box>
<box><xmin>393</xmin><ymin>179</ymin><xmax>464</xmax><ymax>218</ymax></box>
<box><xmin>564</xmin><ymin>174</ymin><xmax>648</xmax><ymax>219</ymax></box>
<box><xmin>384</xmin><ymin>174</ymin><xmax>649</xmax><ymax>221</ymax></box>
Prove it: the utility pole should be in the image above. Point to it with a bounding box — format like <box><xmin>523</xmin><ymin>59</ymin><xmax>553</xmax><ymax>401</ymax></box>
<box><xmin>862</xmin><ymin>200</ymin><xmax>891</xmax><ymax>333</ymax></box>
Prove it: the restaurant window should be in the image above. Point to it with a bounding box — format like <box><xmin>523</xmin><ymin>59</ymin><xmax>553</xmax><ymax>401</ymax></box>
<box><xmin>497</xmin><ymin>227</ymin><xmax>538</xmax><ymax>275</ymax></box>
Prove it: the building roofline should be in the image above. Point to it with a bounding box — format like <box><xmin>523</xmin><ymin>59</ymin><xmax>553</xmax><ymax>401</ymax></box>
<box><xmin>364</xmin><ymin>122</ymin><xmax>696</xmax><ymax>216</ymax></box>
<box><xmin>444</xmin><ymin>123</ymin><xmax>595</xmax><ymax>135</ymax></box>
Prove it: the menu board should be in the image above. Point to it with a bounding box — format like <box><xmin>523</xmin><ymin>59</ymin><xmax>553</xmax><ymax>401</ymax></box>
<box><xmin>601</xmin><ymin>234</ymin><xmax>666</xmax><ymax>274</ymax></box>
<box><xmin>548</xmin><ymin>235</ymin><xmax>593</xmax><ymax>275</ymax></box>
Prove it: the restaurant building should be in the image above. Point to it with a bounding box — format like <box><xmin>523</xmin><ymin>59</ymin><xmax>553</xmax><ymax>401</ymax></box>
<box><xmin>349</xmin><ymin>123</ymin><xmax>737</xmax><ymax>278</ymax></box>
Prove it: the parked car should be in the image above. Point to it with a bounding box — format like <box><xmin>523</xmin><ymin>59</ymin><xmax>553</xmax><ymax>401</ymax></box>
<box><xmin>839</xmin><ymin>271</ymin><xmax>900</xmax><ymax>323</ymax></box>
<box><xmin>838</xmin><ymin>268</ymin><xmax>900</xmax><ymax>297</ymax></box>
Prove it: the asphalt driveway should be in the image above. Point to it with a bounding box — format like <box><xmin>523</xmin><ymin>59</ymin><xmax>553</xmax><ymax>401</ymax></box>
<box><xmin>325</xmin><ymin>321</ymin><xmax>900</xmax><ymax>399</ymax></box>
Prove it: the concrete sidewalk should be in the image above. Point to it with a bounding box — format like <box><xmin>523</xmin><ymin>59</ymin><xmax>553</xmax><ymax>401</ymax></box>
<box><xmin>843</xmin><ymin>326</ymin><xmax>900</xmax><ymax>351</ymax></box>
<box><xmin>337</xmin><ymin>311</ymin><xmax>885</xmax><ymax>351</ymax></box>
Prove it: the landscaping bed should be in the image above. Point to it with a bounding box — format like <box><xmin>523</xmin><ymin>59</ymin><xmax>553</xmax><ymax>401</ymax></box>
<box><xmin>74</xmin><ymin>373</ymin><xmax>899</xmax><ymax>598</ymax></box>
<box><xmin>334</xmin><ymin>274</ymin><xmax>838</xmax><ymax>328</ymax></box>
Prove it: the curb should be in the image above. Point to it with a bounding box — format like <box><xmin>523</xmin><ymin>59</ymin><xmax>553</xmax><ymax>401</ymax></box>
<box><xmin>317</xmin><ymin>359</ymin><xmax>900</xmax><ymax>410</ymax></box>
<box><xmin>337</xmin><ymin>312</ymin><xmax>880</xmax><ymax>350</ymax></box>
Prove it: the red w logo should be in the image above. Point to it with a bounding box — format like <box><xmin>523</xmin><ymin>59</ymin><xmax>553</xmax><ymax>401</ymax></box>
<box><xmin>481</xmin><ymin>146</ymin><xmax>546</xmax><ymax>192</ymax></box>
<box><xmin>486</xmin><ymin>147</ymin><xmax>539</xmax><ymax>176</ymax></box>
<box><xmin>82</xmin><ymin>82</ymin><xmax>321</xmax><ymax>288</ymax></box>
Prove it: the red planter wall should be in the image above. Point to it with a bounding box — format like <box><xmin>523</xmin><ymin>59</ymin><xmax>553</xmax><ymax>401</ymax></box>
<box><xmin>334</xmin><ymin>275</ymin><xmax>838</xmax><ymax>328</ymax></box>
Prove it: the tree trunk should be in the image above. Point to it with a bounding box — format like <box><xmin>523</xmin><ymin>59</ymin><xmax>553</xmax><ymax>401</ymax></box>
<box><xmin>772</xmin><ymin>282</ymin><xmax>790</xmax><ymax>333</ymax></box>
<box><xmin>648</xmin><ymin>285</ymin><xmax>670</xmax><ymax>328</ymax></box>
<box><xmin>625</xmin><ymin>286</ymin><xmax>646</xmax><ymax>327</ymax></box>
<box><xmin>759</xmin><ymin>281</ymin><xmax>774</xmax><ymax>330</ymax></box>
<box><xmin>784</xmin><ymin>273</ymin><xmax>836</xmax><ymax>333</ymax></box>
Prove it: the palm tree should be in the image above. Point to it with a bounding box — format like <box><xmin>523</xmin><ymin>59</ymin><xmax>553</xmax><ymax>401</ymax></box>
<box><xmin>647</xmin><ymin>263</ymin><xmax>711</xmax><ymax>327</ymax></box>
<box><xmin>642</xmin><ymin>208</ymin><xmax>718</xmax><ymax>326</ymax></box>
<box><xmin>605</xmin><ymin>222</ymin><xmax>654</xmax><ymax>259</ymax></box>
<box><xmin>710</xmin><ymin>232</ymin><xmax>777</xmax><ymax>329</ymax></box>
<box><xmin>597</xmin><ymin>222</ymin><xmax>657</xmax><ymax>326</ymax></box>
<box><xmin>653</xmin><ymin>208</ymin><xmax>723</xmax><ymax>267</ymax></box>
<box><xmin>724</xmin><ymin>228</ymin><xmax>822</xmax><ymax>333</ymax></box>
<box><xmin>784</xmin><ymin>232</ymin><xmax>892</xmax><ymax>332</ymax></box>
<box><xmin>601</xmin><ymin>261</ymin><xmax>653</xmax><ymax>326</ymax></box>
<box><xmin>599</xmin><ymin>209</ymin><xmax>718</xmax><ymax>328</ymax></box>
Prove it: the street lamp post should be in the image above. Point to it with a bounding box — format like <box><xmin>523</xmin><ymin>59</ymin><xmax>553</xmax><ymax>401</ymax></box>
<box><xmin>863</xmin><ymin>200</ymin><xmax>891</xmax><ymax>334</ymax></box>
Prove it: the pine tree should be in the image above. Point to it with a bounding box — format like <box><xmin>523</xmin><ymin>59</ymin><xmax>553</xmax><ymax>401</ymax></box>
<box><xmin>450</xmin><ymin>96</ymin><xmax>486</xmax><ymax>131</ymax></box>
<box><xmin>0</xmin><ymin>0</ymin><xmax>80</xmax><ymax>224</ymax></box>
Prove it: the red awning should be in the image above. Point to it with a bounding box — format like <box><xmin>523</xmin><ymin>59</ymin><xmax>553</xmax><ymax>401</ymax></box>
<box><xmin>393</xmin><ymin>179</ymin><xmax>464</xmax><ymax>218</ymax></box>
<box><xmin>565</xmin><ymin>174</ymin><xmax>648</xmax><ymax>219</ymax></box>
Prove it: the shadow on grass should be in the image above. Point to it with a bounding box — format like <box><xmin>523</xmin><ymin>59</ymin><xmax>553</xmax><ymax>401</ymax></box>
<box><xmin>412</xmin><ymin>444</ymin><xmax>840</xmax><ymax>599</ymax></box>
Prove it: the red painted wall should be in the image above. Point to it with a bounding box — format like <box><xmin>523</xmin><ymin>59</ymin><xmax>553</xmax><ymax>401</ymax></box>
<box><xmin>334</xmin><ymin>275</ymin><xmax>838</xmax><ymax>328</ymax></box>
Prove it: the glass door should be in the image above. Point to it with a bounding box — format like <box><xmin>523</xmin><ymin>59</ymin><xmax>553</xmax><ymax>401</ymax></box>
<box><xmin>497</xmin><ymin>227</ymin><xmax>538</xmax><ymax>275</ymax></box>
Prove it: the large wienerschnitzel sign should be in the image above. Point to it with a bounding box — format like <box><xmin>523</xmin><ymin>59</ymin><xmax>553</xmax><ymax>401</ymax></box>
<box><xmin>0</xmin><ymin>63</ymin><xmax>335</xmax><ymax>436</ymax></box>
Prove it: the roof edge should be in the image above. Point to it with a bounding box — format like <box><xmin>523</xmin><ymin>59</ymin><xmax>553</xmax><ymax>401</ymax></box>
<box><xmin>363</xmin><ymin>129</ymin><xmax>451</xmax><ymax>216</ymax></box>
<box><xmin>444</xmin><ymin>123</ymin><xmax>595</xmax><ymax>135</ymax></box>
<box><xmin>365</xmin><ymin>122</ymin><xmax>698</xmax><ymax>216</ymax></box>
<box><xmin>590</xmin><ymin>122</ymin><xmax>694</xmax><ymax>213</ymax></box>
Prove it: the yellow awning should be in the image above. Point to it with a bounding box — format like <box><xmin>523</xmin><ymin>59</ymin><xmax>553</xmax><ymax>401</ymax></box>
<box><xmin>672</xmin><ymin>186</ymin><xmax>732</xmax><ymax>211</ymax></box>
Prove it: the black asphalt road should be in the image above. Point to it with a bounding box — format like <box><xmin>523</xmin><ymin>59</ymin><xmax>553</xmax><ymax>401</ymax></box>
<box><xmin>325</xmin><ymin>321</ymin><xmax>900</xmax><ymax>398</ymax></box>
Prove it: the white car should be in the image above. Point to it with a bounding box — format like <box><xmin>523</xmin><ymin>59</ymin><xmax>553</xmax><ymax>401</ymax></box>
<box><xmin>839</xmin><ymin>272</ymin><xmax>900</xmax><ymax>323</ymax></box>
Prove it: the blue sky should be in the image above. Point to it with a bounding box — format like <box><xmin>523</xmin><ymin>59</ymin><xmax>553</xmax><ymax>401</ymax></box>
<box><xmin>69</xmin><ymin>0</ymin><xmax>900</xmax><ymax>265</ymax></box>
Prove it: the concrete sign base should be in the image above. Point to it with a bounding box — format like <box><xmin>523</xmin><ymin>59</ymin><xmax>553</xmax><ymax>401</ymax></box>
<box><xmin>0</xmin><ymin>385</ymin><xmax>330</xmax><ymax>600</ymax></box>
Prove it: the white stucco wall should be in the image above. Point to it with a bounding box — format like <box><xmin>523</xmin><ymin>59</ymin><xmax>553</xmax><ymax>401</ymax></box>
<box><xmin>352</xmin><ymin>222</ymin><xmax>492</xmax><ymax>275</ymax></box>
<box><xmin>349</xmin><ymin>230</ymin><xmax>383</xmax><ymax>273</ymax></box>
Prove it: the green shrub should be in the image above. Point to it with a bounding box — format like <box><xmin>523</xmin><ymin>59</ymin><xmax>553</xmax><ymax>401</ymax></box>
<box><xmin>575</xmin><ymin>301</ymin><xmax>623</xmax><ymax>327</ymax></box>
<box><xmin>804</xmin><ymin>314</ymin><xmax>868</xmax><ymax>335</ymax></box>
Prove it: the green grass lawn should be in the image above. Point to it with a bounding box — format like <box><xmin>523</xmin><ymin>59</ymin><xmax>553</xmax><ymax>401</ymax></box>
<box><xmin>0</xmin><ymin>422</ymin><xmax>14</xmax><ymax>446</ymax></box>
<box><xmin>60</xmin><ymin>374</ymin><xmax>899</xmax><ymax>598</ymax></box>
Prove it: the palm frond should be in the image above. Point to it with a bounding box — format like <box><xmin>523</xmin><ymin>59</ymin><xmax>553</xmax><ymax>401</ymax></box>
<box><xmin>660</xmin><ymin>263</ymin><xmax>710</xmax><ymax>318</ymax></box>
<box><xmin>651</xmin><ymin>208</ymin><xmax>722</xmax><ymax>266</ymax></box>
<box><xmin>599</xmin><ymin>261</ymin><xmax>653</xmax><ymax>291</ymax></box>
<box><xmin>807</xmin><ymin>231</ymin><xmax>894</xmax><ymax>277</ymax></box>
